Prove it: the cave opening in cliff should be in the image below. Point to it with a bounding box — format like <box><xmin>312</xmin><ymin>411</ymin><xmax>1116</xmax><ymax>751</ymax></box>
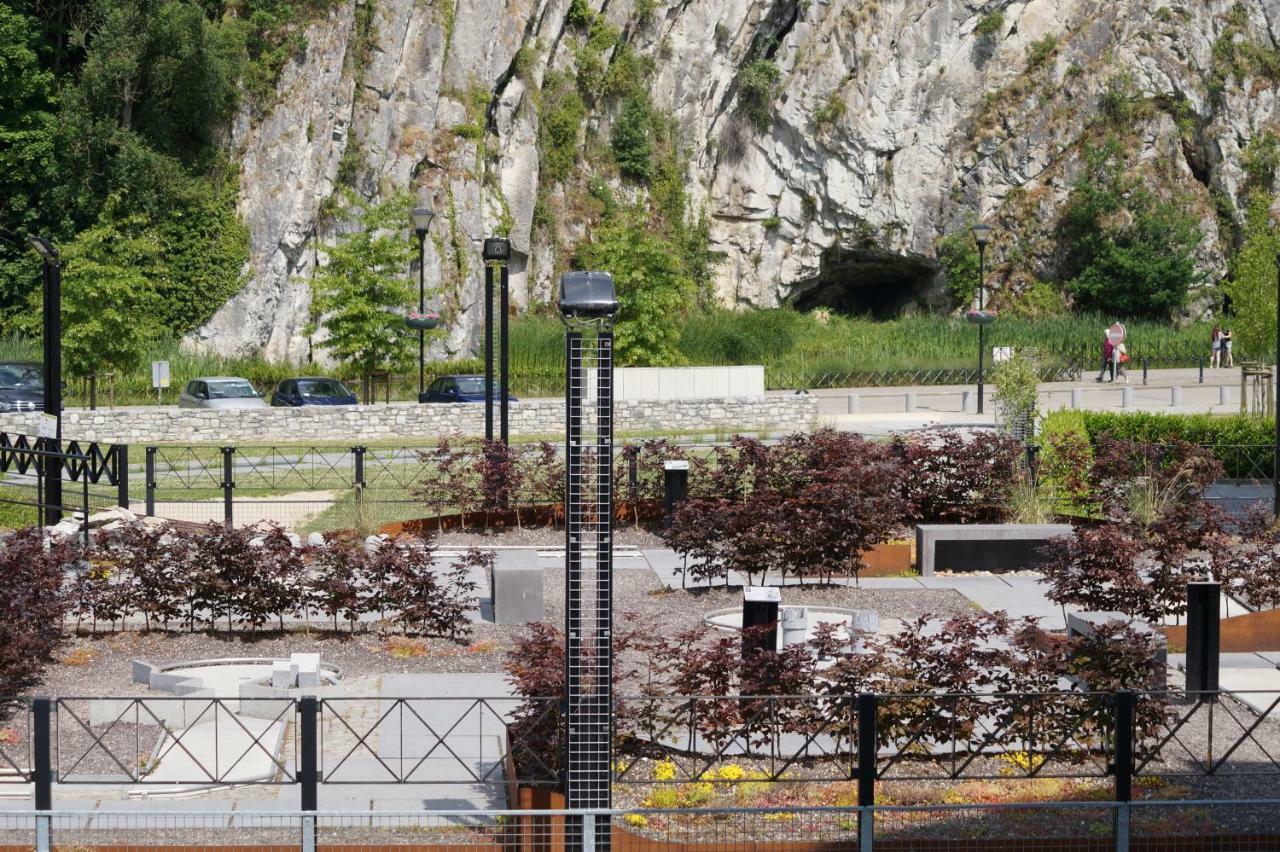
<box><xmin>791</xmin><ymin>246</ymin><xmax>940</xmax><ymax>319</ymax></box>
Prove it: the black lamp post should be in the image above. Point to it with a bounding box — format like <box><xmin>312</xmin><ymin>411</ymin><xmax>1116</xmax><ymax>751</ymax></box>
<box><xmin>411</xmin><ymin>206</ymin><xmax>435</xmax><ymax>403</ymax></box>
<box><xmin>28</xmin><ymin>235</ymin><xmax>63</xmax><ymax>523</ymax></box>
<box><xmin>972</xmin><ymin>223</ymin><xmax>992</xmax><ymax>415</ymax></box>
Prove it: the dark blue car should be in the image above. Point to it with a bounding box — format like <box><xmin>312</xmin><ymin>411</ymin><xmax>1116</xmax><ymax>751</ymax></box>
<box><xmin>0</xmin><ymin>362</ymin><xmax>45</xmax><ymax>412</ymax></box>
<box><xmin>270</xmin><ymin>377</ymin><xmax>359</xmax><ymax>407</ymax></box>
<box><xmin>423</xmin><ymin>374</ymin><xmax>519</xmax><ymax>404</ymax></box>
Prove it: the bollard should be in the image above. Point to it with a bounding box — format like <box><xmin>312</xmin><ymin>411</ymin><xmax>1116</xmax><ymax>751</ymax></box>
<box><xmin>857</xmin><ymin>694</ymin><xmax>878</xmax><ymax>852</ymax></box>
<box><xmin>1186</xmin><ymin>582</ymin><xmax>1221</xmax><ymax>695</ymax></box>
<box><xmin>662</xmin><ymin>460</ymin><xmax>689</xmax><ymax>528</ymax></box>
<box><xmin>1071</xmin><ymin>388</ymin><xmax>1084</xmax><ymax>409</ymax></box>
<box><xmin>1170</xmin><ymin>386</ymin><xmax>1182</xmax><ymax>407</ymax></box>
<box><xmin>961</xmin><ymin>390</ymin><xmax>973</xmax><ymax>413</ymax></box>
<box><xmin>1199</xmin><ymin>357</ymin><xmax>1205</xmax><ymax>384</ymax></box>
<box><xmin>742</xmin><ymin>587</ymin><xmax>780</xmax><ymax>658</ymax></box>
<box><xmin>1219</xmin><ymin>385</ymin><xmax>1231</xmax><ymax>407</ymax></box>
<box><xmin>846</xmin><ymin>394</ymin><xmax>859</xmax><ymax>414</ymax></box>
<box><xmin>1121</xmin><ymin>386</ymin><xmax>1134</xmax><ymax>409</ymax></box>
<box><xmin>1142</xmin><ymin>358</ymin><xmax>1149</xmax><ymax>385</ymax></box>
<box><xmin>905</xmin><ymin>391</ymin><xmax>917</xmax><ymax>412</ymax></box>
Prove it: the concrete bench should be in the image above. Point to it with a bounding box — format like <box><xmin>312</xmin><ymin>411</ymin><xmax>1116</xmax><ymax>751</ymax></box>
<box><xmin>916</xmin><ymin>524</ymin><xmax>1073</xmax><ymax>575</ymax></box>
<box><xmin>489</xmin><ymin>550</ymin><xmax>543</xmax><ymax>624</ymax></box>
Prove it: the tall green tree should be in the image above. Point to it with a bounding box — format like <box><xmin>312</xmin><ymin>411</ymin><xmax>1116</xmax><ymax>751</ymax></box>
<box><xmin>1058</xmin><ymin>140</ymin><xmax>1201</xmax><ymax>318</ymax></box>
<box><xmin>575</xmin><ymin>212</ymin><xmax>695</xmax><ymax>366</ymax></box>
<box><xmin>0</xmin><ymin>5</ymin><xmax>59</xmax><ymax>320</ymax></box>
<box><xmin>59</xmin><ymin>204</ymin><xmax>165</xmax><ymax>380</ymax></box>
<box><xmin>1226</xmin><ymin>193</ymin><xmax>1280</xmax><ymax>363</ymax></box>
<box><xmin>311</xmin><ymin>193</ymin><xmax>418</xmax><ymax>389</ymax></box>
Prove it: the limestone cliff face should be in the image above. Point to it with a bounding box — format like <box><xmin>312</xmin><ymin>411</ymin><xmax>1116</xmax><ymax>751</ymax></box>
<box><xmin>188</xmin><ymin>0</ymin><xmax>1280</xmax><ymax>361</ymax></box>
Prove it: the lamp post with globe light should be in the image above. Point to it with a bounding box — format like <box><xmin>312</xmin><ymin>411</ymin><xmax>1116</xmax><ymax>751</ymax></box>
<box><xmin>411</xmin><ymin>206</ymin><xmax>435</xmax><ymax>402</ymax></box>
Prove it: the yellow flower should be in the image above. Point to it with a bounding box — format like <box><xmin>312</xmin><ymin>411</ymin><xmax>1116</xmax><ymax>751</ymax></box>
<box><xmin>623</xmin><ymin>814</ymin><xmax>648</xmax><ymax>827</ymax></box>
<box><xmin>652</xmin><ymin>758</ymin><xmax>677</xmax><ymax>782</ymax></box>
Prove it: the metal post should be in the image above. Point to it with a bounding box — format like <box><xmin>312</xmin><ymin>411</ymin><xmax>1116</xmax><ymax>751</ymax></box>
<box><xmin>1186</xmin><ymin>582</ymin><xmax>1221</xmax><ymax>695</ymax></box>
<box><xmin>857</xmin><ymin>693</ymin><xmax>877</xmax><ymax>852</ymax></box>
<box><xmin>115</xmin><ymin>444</ymin><xmax>129</xmax><ymax>511</ymax></box>
<box><xmin>1113</xmin><ymin>690</ymin><xmax>1134</xmax><ymax>852</ymax></box>
<box><xmin>39</xmin><ymin>249</ymin><xmax>63</xmax><ymax>524</ymax></box>
<box><xmin>1142</xmin><ymin>358</ymin><xmax>1148</xmax><ymax>385</ymax></box>
<box><xmin>221</xmin><ymin>446</ymin><xmax>234</xmax><ymax>526</ymax></box>
<box><xmin>145</xmin><ymin>446</ymin><xmax>156</xmax><ymax>518</ymax></box>
<box><xmin>976</xmin><ymin>243</ymin><xmax>986</xmax><ymax>415</ymax></box>
<box><xmin>500</xmin><ymin>262</ymin><xmax>510</xmax><ymax>446</ymax></box>
<box><xmin>352</xmin><ymin>446</ymin><xmax>366</xmax><ymax>489</ymax></box>
<box><xmin>1199</xmin><ymin>357</ymin><xmax>1205</xmax><ymax>384</ymax></box>
<box><xmin>484</xmin><ymin>263</ymin><xmax>495</xmax><ymax>443</ymax></box>
<box><xmin>299</xmin><ymin>695</ymin><xmax>317</xmax><ymax>851</ymax></box>
<box><xmin>34</xmin><ymin>697</ymin><xmax>52</xmax><ymax>852</ymax></box>
<box><xmin>1274</xmin><ymin>255</ymin><xmax>1280</xmax><ymax>518</ymax></box>
<box><xmin>417</xmin><ymin>232</ymin><xmax>426</xmax><ymax>403</ymax></box>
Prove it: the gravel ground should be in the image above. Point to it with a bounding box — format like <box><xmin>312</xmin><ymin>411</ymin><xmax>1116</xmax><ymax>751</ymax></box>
<box><xmin>436</xmin><ymin>524</ymin><xmax>666</xmax><ymax>548</ymax></box>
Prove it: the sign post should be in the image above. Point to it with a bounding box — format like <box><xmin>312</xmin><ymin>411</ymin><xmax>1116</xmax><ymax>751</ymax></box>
<box><xmin>151</xmin><ymin>360</ymin><xmax>170</xmax><ymax>405</ymax></box>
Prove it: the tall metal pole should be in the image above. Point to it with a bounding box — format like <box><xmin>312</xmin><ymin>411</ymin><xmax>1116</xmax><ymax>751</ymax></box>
<box><xmin>31</xmin><ymin>238</ymin><xmax>63</xmax><ymax>523</ymax></box>
<box><xmin>500</xmin><ymin>263</ymin><xmax>510</xmax><ymax>445</ymax></box>
<box><xmin>977</xmin><ymin>243</ymin><xmax>986</xmax><ymax>415</ymax></box>
<box><xmin>1273</xmin><ymin>255</ymin><xmax>1279</xmax><ymax>519</ymax></box>
<box><xmin>417</xmin><ymin>232</ymin><xmax>426</xmax><ymax>402</ymax></box>
<box><xmin>484</xmin><ymin>263</ymin><xmax>494</xmax><ymax>443</ymax></box>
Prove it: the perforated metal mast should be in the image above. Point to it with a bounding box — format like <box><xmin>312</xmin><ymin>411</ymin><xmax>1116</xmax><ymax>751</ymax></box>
<box><xmin>559</xmin><ymin>271</ymin><xmax>618</xmax><ymax>851</ymax></box>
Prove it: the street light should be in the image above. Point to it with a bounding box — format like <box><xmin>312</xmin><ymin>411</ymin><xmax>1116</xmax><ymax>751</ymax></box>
<box><xmin>411</xmin><ymin>206</ymin><xmax>435</xmax><ymax>403</ymax></box>
<box><xmin>971</xmin><ymin>223</ymin><xmax>992</xmax><ymax>415</ymax></box>
<box><xmin>27</xmin><ymin>235</ymin><xmax>63</xmax><ymax>523</ymax></box>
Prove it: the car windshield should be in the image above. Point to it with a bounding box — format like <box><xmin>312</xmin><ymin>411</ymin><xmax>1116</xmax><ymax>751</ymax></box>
<box><xmin>298</xmin><ymin>380</ymin><xmax>350</xmax><ymax>398</ymax></box>
<box><xmin>454</xmin><ymin>377</ymin><xmax>486</xmax><ymax>394</ymax></box>
<box><xmin>0</xmin><ymin>365</ymin><xmax>42</xmax><ymax>390</ymax></box>
<box><xmin>207</xmin><ymin>380</ymin><xmax>258</xmax><ymax>399</ymax></box>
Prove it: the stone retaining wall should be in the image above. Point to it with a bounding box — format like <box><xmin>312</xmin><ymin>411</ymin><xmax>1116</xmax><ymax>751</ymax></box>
<box><xmin>0</xmin><ymin>395</ymin><xmax>816</xmax><ymax>444</ymax></box>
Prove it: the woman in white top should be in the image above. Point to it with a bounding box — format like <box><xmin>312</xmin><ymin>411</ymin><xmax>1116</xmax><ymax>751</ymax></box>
<box><xmin>1210</xmin><ymin>326</ymin><xmax>1222</xmax><ymax>369</ymax></box>
<box><xmin>1113</xmin><ymin>341</ymin><xmax>1128</xmax><ymax>383</ymax></box>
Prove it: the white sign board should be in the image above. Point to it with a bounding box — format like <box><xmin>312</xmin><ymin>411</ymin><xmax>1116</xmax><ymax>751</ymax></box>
<box><xmin>992</xmin><ymin>347</ymin><xmax>1014</xmax><ymax>363</ymax></box>
<box><xmin>151</xmin><ymin>360</ymin><xmax>171</xmax><ymax>389</ymax></box>
<box><xmin>36</xmin><ymin>413</ymin><xmax>57</xmax><ymax>439</ymax></box>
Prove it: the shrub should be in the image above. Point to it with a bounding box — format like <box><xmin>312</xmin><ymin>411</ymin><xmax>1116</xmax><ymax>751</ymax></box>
<box><xmin>0</xmin><ymin>529</ymin><xmax>74</xmax><ymax>692</ymax></box>
<box><xmin>974</xmin><ymin>11</ymin><xmax>1004</xmax><ymax>39</ymax></box>
<box><xmin>896</xmin><ymin>431</ymin><xmax>1023</xmax><ymax>524</ymax></box>
<box><xmin>737</xmin><ymin>58</ymin><xmax>781</xmax><ymax>132</ymax></box>
<box><xmin>611</xmin><ymin>94</ymin><xmax>655</xmax><ymax>181</ymax></box>
<box><xmin>1025</xmin><ymin>35</ymin><xmax>1057</xmax><ymax>71</ymax></box>
<box><xmin>812</xmin><ymin>90</ymin><xmax>847</xmax><ymax>132</ymax></box>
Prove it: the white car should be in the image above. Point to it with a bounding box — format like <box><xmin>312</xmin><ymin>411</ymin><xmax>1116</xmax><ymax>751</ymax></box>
<box><xmin>178</xmin><ymin>377</ymin><xmax>268</xmax><ymax>409</ymax></box>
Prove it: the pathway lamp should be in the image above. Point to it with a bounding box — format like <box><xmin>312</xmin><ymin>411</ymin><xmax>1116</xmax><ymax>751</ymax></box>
<box><xmin>411</xmin><ymin>205</ymin><xmax>435</xmax><ymax>403</ymax></box>
<box><xmin>971</xmin><ymin>222</ymin><xmax>993</xmax><ymax>414</ymax></box>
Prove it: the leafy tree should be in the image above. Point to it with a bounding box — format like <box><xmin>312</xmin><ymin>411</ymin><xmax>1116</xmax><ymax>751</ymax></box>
<box><xmin>59</xmin><ymin>204</ymin><xmax>164</xmax><ymax>380</ymax></box>
<box><xmin>575</xmin><ymin>212</ymin><xmax>694</xmax><ymax>366</ymax></box>
<box><xmin>1058</xmin><ymin>140</ymin><xmax>1201</xmax><ymax>318</ymax></box>
<box><xmin>935</xmin><ymin>221</ymin><xmax>981</xmax><ymax>307</ymax></box>
<box><xmin>0</xmin><ymin>5</ymin><xmax>59</xmax><ymax>322</ymax></box>
<box><xmin>311</xmin><ymin>193</ymin><xmax>417</xmax><ymax>390</ymax></box>
<box><xmin>1225</xmin><ymin>193</ymin><xmax>1280</xmax><ymax>363</ymax></box>
<box><xmin>611</xmin><ymin>93</ymin><xmax>654</xmax><ymax>182</ymax></box>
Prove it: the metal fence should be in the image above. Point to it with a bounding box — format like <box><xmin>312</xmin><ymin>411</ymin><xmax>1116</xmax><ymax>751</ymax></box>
<box><xmin>1</xmin><ymin>802</ymin><xmax>1279</xmax><ymax>851</ymax></box>
<box><xmin>0</xmin><ymin>432</ymin><xmax>127</xmax><ymax>537</ymax></box>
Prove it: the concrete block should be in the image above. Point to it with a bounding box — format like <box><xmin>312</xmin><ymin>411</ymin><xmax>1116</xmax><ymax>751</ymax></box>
<box><xmin>1067</xmin><ymin>612</ymin><xmax>1166</xmax><ymax>690</ymax></box>
<box><xmin>1220</xmin><ymin>385</ymin><xmax>1231</xmax><ymax>406</ymax></box>
<box><xmin>291</xmin><ymin>653</ymin><xmax>321</xmax><ymax>688</ymax></box>
<box><xmin>489</xmin><ymin>551</ymin><xmax>543</xmax><ymax>624</ymax></box>
<box><xmin>238</xmin><ymin>683</ymin><xmax>294</xmax><ymax>721</ymax></box>
<box><xmin>149</xmin><ymin>672</ymin><xmax>205</xmax><ymax>694</ymax></box>
<box><xmin>1121</xmin><ymin>386</ymin><xmax>1134</xmax><ymax>409</ymax></box>
<box><xmin>1071</xmin><ymin>388</ymin><xmax>1083</xmax><ymax>409</ymax></box>
<box><xmin>905</xmin><ymin>392</ymin><xmax>917</xmax><ymax>412</ymax></box>
<box><xmin>1171</xmin><ymin>386</ymin><xmax>1182</xmax><ymax>407</ymax></box>
<box><xmin>780</xmin><ymin>607</ymin><xmax>807</xmax><ymax>648</ymax></box>
<box><xmin>132</xmin><ymin>660</ymin><xmax>158</xmax><ymax>686</ymax></box>
<box><xmin>961</xmin><ymin>390</ymin><xmax>973</xmax><ymax>413</ymax></box>
<box><xmin>846</xmin><ymin>394</ymin><xmax>859</xmax><ymax>414</ymax></box>
<box><xmin>916</xmin><ymin>524</ymin><xmax>1074</xmax><ymax>576</ymax></box>
<box><xmin>271</xmin><ymin>661</ymin><xmax>294</xmax><ymax>689</ymax></box>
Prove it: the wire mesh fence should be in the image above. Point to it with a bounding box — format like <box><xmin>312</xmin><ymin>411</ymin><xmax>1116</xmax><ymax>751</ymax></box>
<box><xmin>1</xmin><ymin>803</ymin><xmax>1279</xmax><ymax>850</ymax></box>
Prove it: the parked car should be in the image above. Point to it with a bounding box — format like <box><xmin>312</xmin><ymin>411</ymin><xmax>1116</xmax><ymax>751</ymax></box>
<box><xmin>271</xmin><ymin>377</ymin><xmax>358</xmax><ymax>407</ymax></box>
<box><xmin>178</xmin><ymin>377</ymin><xmax>267</xmax><ymax>409</ymax></box>
<box><xmin>0</xmin><ymin>361</ymin><xmax>45</xmax><ymax>412</ymax></box>
<box><xmin>423</xmin><ymin>374</ymin><xmax>519</xmax><ymax>403</ymax></box>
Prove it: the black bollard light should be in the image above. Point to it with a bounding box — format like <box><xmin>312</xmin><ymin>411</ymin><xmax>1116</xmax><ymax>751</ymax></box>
<box><xmin>742</xmin><ymin>586</ymin><xmax>780</xmax><ymax>659</ymax></box>
<box><xmin>1186</xmin><ymin>581</ymin><xmax>1220</xmax><ymax>696</ymax></box>
<box><xmin>662</xmin><ymin>460</ymin><xmax>689</xmax><ymax>528</ymax></box>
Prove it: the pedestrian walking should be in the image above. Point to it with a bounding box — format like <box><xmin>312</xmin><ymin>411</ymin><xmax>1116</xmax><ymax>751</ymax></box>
<box><xmin>1223</xmin><ymin>329</ymin><xmax>1234</xmax><ymax>368</ymax></box>
<box><xmin>1095</xmin><ymin>331</ymin><xmax>1115</xmax><ymax>383</ymax></box>
<box><xmin>1113</xmin><ymin>340</ymin><xmax>1129</xmax><ymax>383</ymax></box>
<box><xmin>1211</xmin><ymin>325</ymin><xmax>1222</xmax><ymax>369</ymax></box>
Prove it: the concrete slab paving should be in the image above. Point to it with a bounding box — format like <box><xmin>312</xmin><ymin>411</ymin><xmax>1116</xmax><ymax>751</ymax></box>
<box><xmin>1218</xmin><ymin>668</ymin><xmax>1280</xmax><ymax>717</ymax></box>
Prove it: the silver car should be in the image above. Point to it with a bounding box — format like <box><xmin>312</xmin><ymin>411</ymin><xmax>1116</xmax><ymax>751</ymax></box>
<box><xmin>178</xmin><ymin>377</ymin><xmax>268</xmax><ymax>409</ymax></box>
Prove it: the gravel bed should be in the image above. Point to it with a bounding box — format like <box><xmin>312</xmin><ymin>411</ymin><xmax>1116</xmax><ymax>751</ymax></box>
<box><xmin>436</xmin><ymin>524</ymin><xmax>666</xmax><ymax>548</ymax></box>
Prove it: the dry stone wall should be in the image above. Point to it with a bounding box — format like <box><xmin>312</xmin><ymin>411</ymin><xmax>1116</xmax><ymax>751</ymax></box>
<box><xmin>0</xmin><ymin>396</ymin><xmax>816</xmax><ymax>445</ymax></box>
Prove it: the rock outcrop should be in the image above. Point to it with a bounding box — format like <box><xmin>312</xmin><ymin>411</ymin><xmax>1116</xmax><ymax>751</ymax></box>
<box><xmin>187</xmin><ymin>0</ymin><xmax>1280</xmax><ymax>360</ymax></box>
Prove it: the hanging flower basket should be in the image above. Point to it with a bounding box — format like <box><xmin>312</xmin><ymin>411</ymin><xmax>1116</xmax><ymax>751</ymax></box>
<box><xmin>965</xmin><ymin>310</ymin><xmax>999</xmax><ymax>325</ymax></box>
<box><xmin>406</xmin><ymin>310</ymin><xmax>440</xmax><ymax>330</ymax></box>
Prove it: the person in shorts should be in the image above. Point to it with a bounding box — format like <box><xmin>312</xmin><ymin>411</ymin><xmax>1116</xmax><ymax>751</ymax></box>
<box><xmin>1223</xmin><ymin>329</ymin><xmax>1234</xmax><ymax>368</ymax></box>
